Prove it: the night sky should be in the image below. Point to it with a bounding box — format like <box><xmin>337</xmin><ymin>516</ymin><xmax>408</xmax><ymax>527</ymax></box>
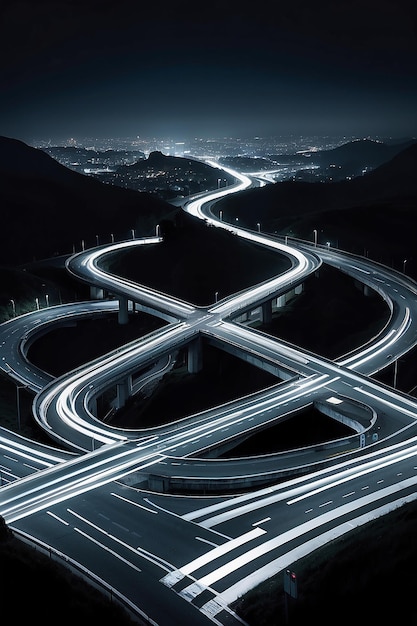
<box><xmin>1</xmin><ymin>0</ymin><xmax>417</xmax><ymax>144</ymax></box>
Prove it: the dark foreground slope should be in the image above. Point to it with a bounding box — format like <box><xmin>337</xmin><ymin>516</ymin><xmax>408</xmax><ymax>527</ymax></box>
<box><xmin>0</xmin><ymin>136</ymin><xmax>178</xmax><ymax>266</ymax></box>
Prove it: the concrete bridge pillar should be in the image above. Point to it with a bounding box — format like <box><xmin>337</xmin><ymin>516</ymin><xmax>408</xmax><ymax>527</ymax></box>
<box><xmin>90</xmin><ymin>286</ymin><xmax>104</xmax><ymax>299</ymax></box>
<box><xmin>116</xmin><ymin>376</ymin><xmax>132</xmax><ymax>409</ymax></box>
<box><xmin>88</xmin><ymin>396</ymin><xmax>97</xmax><ymax>417</ymax></box>
<box><xmin>261</xmin><ymin>300</ymin><xmax>272</xmax><ymax>325</ymax></box>
<box><xmin>118</xmin><ymin>296</ymin><xmax>129</xmax><ymax>325</ymax></box>
<box><xmin>188</xmin><ymin>337</ymin><xmax>203</xmax><ymax>373</ymax></box>
<box><xmin>295</xmin><ymin>283</ymin><xmax>304</xmax><ymax>295</ymax></box>
<box><xmin>276</xmin><ymin>293</ymin><xmax>287</xmax><ymax>308</ymax></box>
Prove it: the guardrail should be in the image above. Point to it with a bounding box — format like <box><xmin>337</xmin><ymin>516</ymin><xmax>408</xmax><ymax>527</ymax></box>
<box><xmin>11</xmin><ymin>527</ymin><xmax>158</xmax><ymax>626</ymax></box>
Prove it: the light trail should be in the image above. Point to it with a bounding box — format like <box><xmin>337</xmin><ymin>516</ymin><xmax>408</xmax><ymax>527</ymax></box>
<box><xmin>3</xmin><ymin>159</ymin><xmax>417</xmax><ymax>626</ymax></box>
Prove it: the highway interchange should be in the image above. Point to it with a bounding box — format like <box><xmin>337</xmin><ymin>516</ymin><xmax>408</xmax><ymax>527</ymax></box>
<box><xmin>2</xmin><ymin>163</ymin><xmax>417</xmax><ymax>624</ymax></box>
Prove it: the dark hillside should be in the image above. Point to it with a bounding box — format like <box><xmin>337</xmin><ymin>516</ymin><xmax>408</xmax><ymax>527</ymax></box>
<box><xmin>116</xmin><ymin>150</ymin><xmax>219</xmax><ymax>176</ymax></box>
<box><xmin>0</xmin><ymin>136</ymin><xmax>178</xmax><ymax>266</ymax></box>
<box><xmin>215</xmin><ymin>142</ymin><xmax>417</xmax><ymax>263</ymax></box>
<box><xmin>216</xmin><ymin>142</ymin><xmax>417</xmax><ymax>226</ymax></box>
<box><xmin>298</xmin><ymin>137</ymin><xmax>415</xmax><ymax>169</ymax></box>
<box><xmin>102</xmin><ymin>210</ymin><xmax>292</xmax><ymax>306</ymax></box>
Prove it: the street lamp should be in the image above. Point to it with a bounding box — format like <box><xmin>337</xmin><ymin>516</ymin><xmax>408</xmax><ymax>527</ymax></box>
<box><xmin>219</xmin><ymin>210</ymin><xmax>223</xmax><ymax>221</ymax></box>
<box><xmin>403</xmin><ymin>259</ymin><xmax>407</xmax><ymax>274</ymax></box>
<box><xmin>35</xmin><ymin>297</ymin><xmax>40</xmax><ymax>310</ymax></box>
<box><xmin>16</xmin><ymin>384</ymin><xmax>26</xmax><ymax>430</ymax></box>
<box><xmin>45</xmin><ymin>294</ymin><xmax>49</xmax><ymax>307</ymax></box>
<box><xmin>9</xmin><ymin>299</ymin><xmax>16</xmax><ymax>317</ymax></box>
<box><xmin>394</xmin><ymin>359</ymin><xmax>399</xmax><ymax>388</ymax></box>
<box><xmin>257</xmin><ymin>222</ymin><xmax>261</xmax><ymax>232</ymax></box>
<box><xmin>215</xmin><ymin>291</ymin><xmax>219</xmax><ymax>303</ymax></box>
<box><xmin>131</xmin><ymin>228</ymin><xmax>135</xmax><ymax>239</ymax></box>
<box><xmin>313</xmin><ymin>229</ymin><xmax>318</xmax><ymax>246</ymax></box>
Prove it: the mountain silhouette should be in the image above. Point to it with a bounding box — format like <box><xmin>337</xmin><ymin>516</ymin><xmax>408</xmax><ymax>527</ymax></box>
<box><xmin>0</xmin><ymin>136</ymin><xmax>177</xmax><ymax>265</ymax></box>
<box><xmin>216</xmin><ymin>141</ymin><xmax>417</xmax><ymax>227</ymax></box>
<box><xmin>298</xmin><ymin>138</ymin><xmax>415</xmax><ymax>168</ymax></box>
<box><xmin>266</xmin><ymin>138</ymin><xmax>415</xmax><ymax>172</ymax></box>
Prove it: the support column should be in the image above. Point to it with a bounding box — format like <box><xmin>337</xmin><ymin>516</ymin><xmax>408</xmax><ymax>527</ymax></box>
<box><xmin>88</xmin><ymin>396</ymin><xmax>97</xmax><ymax>417</ymax></box>
<box><xmin>118</xmin><ymin>296</ymin><xmax>129</xmax><ymax>325</ymax></box>
<box><xmin>276</xmin><ymin>293</ymin><xmax>287</xmax><ymax>308</ymax></box>
<box><xmin>188</xmin><ymin>337</ymin><xmax>203</xmax><ymax>373</ymax></box>
<box><xmin>116</xmin><ymin>376</ymin><xmax>132</xmax><ymax>409</ymax></box>
<box><xmin>295</xmin><ymin>283</ymin><xmax>304</xmax><ymax>295</ymax></box>
<box><xmin>90</xmin><ymin>286</ymin><xmax>104</xmax><ymax>299</ymax></box>
<box><xmin>261</xmin><ymin>300</ymin><xmax>272</xmax><ymax>325</ymax></box>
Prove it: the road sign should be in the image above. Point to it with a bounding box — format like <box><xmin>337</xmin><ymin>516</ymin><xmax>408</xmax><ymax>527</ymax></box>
<box><xmin>284</xmin><ymin>569</ymin><xmax>298</xmax><ymax>599</ymax></box>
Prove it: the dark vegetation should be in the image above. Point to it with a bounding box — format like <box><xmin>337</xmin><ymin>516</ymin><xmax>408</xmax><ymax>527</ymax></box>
<box><xmin>0</xmin><ymin>135</ymin><xmax>177</xmax><ymax>266</ymax></box>
<box><xmin>232</xmin><ymin>497</ymin><xmax>417</xmax><ymax>625</ymax></box>
<box><xmin>0</xmin><ymin>521</ymin><xmax>140</xmax><ymax>625</ymax></box>
<box><xmin>1</xmin><ymin>136</ymin><xmax>417</xmax><ymax>624</ymax></box>
<box><xmin>102</xmin><ymin>210</ymin><xmax>291</xmax><ymax>305</ymax></box>
<box><xmin>216</xmin><ymin>141</ymin><xmax>417</xmax><ymax>275</ymax></box>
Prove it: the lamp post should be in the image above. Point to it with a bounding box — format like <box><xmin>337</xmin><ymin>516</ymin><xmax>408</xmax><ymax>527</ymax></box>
<box><xmin>131</xmin><ymin>228</ymin><xmax>135</xmax><ymax>239</ymax></box>
<box><xmin>35</xmin><ymin>297</ymin><xmax>40</xmax><ymax>310</ymax></box>
<box><xmin>10</xmin><ymin>299</ymin><xmax>16</xmax><ymax>317</ymax></box>
<box><xmin>45</xmin><ymin>294</ymin><xmax>49</xmax><ymax>307</ymax></box>
<box><xmin>16</xmin><ymin>384</ymin><xmax>26</xmax><ymax>431</ymax></box>
<box><xmin>403</xmin><ymin>259</ymin><xmax>407</xmax><ymax>274</ymax></box>
<box><xmin>215</xmin><ymin>291</ymin><xmax>219</xmax><ymax>303</ymax></box>
<box><xmin>394</xmin><ymin>359</ymin><xmax>399</xmax><ymax>389</ymax></box>
<box><xmin>313</xmin><ymin>229</ymin><xmax>318</xmax><ymax>247</ymax></box>
<box><xmin>257</xmin><ymin>222</ymin><xmax>261</xmax><ymax>232</ymax></box>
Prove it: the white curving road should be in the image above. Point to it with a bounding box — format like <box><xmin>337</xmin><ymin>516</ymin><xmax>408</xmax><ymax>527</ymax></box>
<box><xmin>1</xmin><ymin>163</ymin><xmax>417</xmax><ymax>625</ymax></box>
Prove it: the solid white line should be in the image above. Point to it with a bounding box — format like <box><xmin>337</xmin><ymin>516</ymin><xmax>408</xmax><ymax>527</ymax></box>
<box><xmin>111</xmin><ymin>492</ymin><xmax>158</xmax><ymax>514</ymax></box>
<box><xmin>204</xmin><ymin>491</ymin><xmax>417</xmax><ymax>613</ymax></box>
<box><xmin>74</xmin><ymin>527</ymin><xmax>141</xmax><ymax>572</ymax></box>
<box><xmin>188</xmin><ymin>475</ymin><xmax>417</xmax><ymax>592</ymax></box>
<box><xmin>252</xmin><ymin>517</ymin><xmax>271</xmax><ymax>526</ymax></box>
<box><xmin>180</xmin><ymin>527</ymin><xmax>266</xmax><ymax>576</ymax></box>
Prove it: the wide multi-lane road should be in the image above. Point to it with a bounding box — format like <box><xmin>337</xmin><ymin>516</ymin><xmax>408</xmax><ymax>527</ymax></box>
<box><xmin>1</xmin><ymin>163</ymin><xmax>417</xmax><ymax>625</ymax></box>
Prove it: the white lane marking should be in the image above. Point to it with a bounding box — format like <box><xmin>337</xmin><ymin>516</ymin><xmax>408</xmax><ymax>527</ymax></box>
<box><xmin>111</xmin><ymin>492</ymin><xmax>158</xmax><ymax>514</ymax></box>
<box><xmin>161</xmin><ymin>527</ymin><xmax>265</xmax><ymax>589</ymax></box>
<box><xmin>201</xmin><ymin>490</ymin><xmax>417</xmax><ymax>616</ymax></box>
<box><xmin>252</xmin><ymin>517</ymin><xmax>271</xmax><ymax>526</ymax></box>
<box><xmin>185</xmin><ymin>475</ymin><xmax>417</xmax><ymax>594</ymax></box>
<box><xmin>196</xmin><ymin>536</ymin><xmax>219</xmax><ymax>548</ymax></box>
<box><xmin>47</xmin><ymin>511</ymin><xmax>69</xmax><ymax>525</ymax></box>
<box><xmin>74</xmin><ymin>527</ymin><xmax>141</xmax><ymax>572</ymax></box>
